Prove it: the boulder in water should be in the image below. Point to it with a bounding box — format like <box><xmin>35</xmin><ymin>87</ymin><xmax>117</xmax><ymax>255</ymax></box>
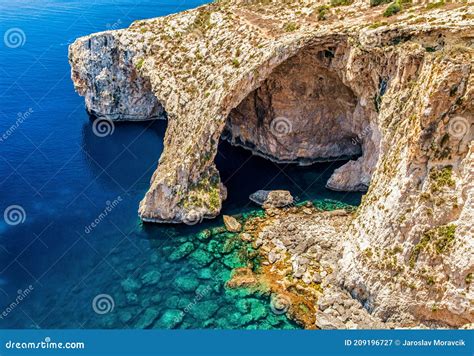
<box><xmin>223</xmin><ymin>215</ymin><xmax>242</xmax><ymax>232</ymax></box>
<box><xmin>249</xmin><ymin>190</ymin><xmax>294</xmax><ymax>208</ymax></box>
<box><xmin>249</xmin><ymin>190</ymin><xmax>270</xmax><ymax>206</ymax></box>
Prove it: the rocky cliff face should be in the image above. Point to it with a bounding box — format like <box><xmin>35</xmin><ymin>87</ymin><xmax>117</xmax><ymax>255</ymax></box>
<box><xmin>69</xmin><ymin>0</ymin><xmax>473</xmax><ymax>327</ymax></box>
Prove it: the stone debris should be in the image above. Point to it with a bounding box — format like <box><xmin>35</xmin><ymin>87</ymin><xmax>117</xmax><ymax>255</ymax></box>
<box><xmin>223</xmin><ymin>215</ymin><xmax>242</xmax><ymax>232</ymax></box>
<box><xmin>263</xmin><ymin>190</ymin><xmax>294</xmax><ymax>209</ymax></box>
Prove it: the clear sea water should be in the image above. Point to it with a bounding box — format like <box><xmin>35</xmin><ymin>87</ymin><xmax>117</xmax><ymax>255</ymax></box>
<box><xmin>0</xmin><ymin>0</ymin><xmax>362</xmax><ymax>329</ymax></box>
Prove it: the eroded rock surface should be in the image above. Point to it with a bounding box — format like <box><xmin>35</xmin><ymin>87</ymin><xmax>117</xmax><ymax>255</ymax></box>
<box><xmin>69</xmin><ymin>0</ymin><xmax>474</xmax><ymax>327</ymax></box>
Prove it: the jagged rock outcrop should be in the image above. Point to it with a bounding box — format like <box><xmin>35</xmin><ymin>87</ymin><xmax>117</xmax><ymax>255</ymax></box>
<box><xmin>69</xmin><ymin>0</ymin><xmax>473</xmax><ymax>327</ymax></box>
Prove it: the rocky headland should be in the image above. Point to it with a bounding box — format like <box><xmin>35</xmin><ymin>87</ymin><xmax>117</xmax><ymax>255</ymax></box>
<box><xmin>69</xmin><ymin>0</ymin><xmax>473</xmax><ymax>328</ymax></box>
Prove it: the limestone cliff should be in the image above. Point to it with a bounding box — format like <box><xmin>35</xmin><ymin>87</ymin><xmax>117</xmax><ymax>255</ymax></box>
<box><xmin>69</xmin><ymin>0</ymin><xmax>473</xmax><ymax>327</ymax></box>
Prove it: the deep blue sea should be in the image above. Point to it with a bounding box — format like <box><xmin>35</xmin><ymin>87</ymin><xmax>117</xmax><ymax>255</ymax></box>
<box><xmin>0</xmin><ymin>0</ymin><xmax>362</xmax><ymax>329</ymax></box>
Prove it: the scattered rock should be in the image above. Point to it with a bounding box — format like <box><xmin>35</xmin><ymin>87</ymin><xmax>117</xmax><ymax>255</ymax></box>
<box><xmin>223</xmin><ymin>215</ymin><xmax>242</xmax><ymax>232</ymax></box>
<box><xmin>324</xmin><ymin>209</ymin><xmax>349</xmax><ymax>217</ymax></box>
<box><xmin>120</xmin><ymin>277</ymin><xmax>141</xmax><ymax>292</ymax></box>
<box><xmin>263</xmin><ymin>190</ymin><xmax>294</xmax><ymax>209</ymax></box>
<box><xmin>168</xmin><ymin>242</ymin><xmax>195</xmax><ymax>262</ymax></box>
<box><xmin>119</xmin><ymin>311</ymin><xmax>133</xmax><ymax>324</ymax></box>
<box><xmin>302</xmin><ymin>208</ymin><xmax>312</xmax><ymax>215</ymax></box>
<box><xmin>197</xmin><ymin>268</ymin><xmax>213</xmax><ymax>280</ymax></box>
<box><xmin>249</xmin><ymin>190</ymin><xmax>270</xmax><ymax>206</ymax></box>
<box><xmin>226</xmin><ymin>267</ymin><xmax>259</xmax><ymax>289</ymax></box>
<box><xmin>313</xmin><ymin>272</ymin><xmax>322</xmax><ymax>284</ymax></box>
<box><xmin>151</xmin><ymin>295</ymin><xmax>162</xmax><ymax>304</ymax></box>
<box><xmin>247</xmin><ymin>298</ymin><xmax>268</xmax><ymax>321</ymax></box>
<box><xmin>126</xmin><ymin>292</ymin><xmax>139</xmax><ymax>305</ymax></box>
<box><xmin>240</xmin><ymin>233</ymin><xmax>253</xmax><ymax>242</ymax></box>
<box><xmin>197</xmin><ymin>229</ymin><xmax>212</xmax><ymax>241</ymax></box>
<box><xmin>222</xmin><ymin>253</ymin><xmax>242</xmax><ymax>269</ymax></box>
<box><xmin>154</xmin><ymin>309</ymin><xmax>183</xmax><ymax>329</ymax></box>
<box><xmin>189</xmin><ymin>301</ymin><xmax>219</xmax><ymax>320</ymax></box>
<box><xmin>189</xmin><ymin>249</ymin><xmax>213</xmax><ymax>267</ymax></box>
<box><xmin>173</xmin><ymin>275</ymin><xmax>199</xmax><ymax>292</ymax></box>
<box><xmin>316</xmin><ymin>313</ymin><xmax>346</xmax><ymax>329</ymax></box>
<box><xmin>135</xmin><ymin>308</ymin><xmax>160</xmax><ymax>329</ymax></box>
<box><xmin>165</xmin><ymin>296</ymin><xmax>180</xmax><ymax>309</ymax></box>
<box><xmin>268</xmin><ymin>250</ymin><xmax>281</xmax><ymax>264</ymax></box>
<box><xmin>141</xmin><ymin>270</ymin><xmax>161</xmax><ymax>286</ymax></box>
<box><xmin>302</xmin><ymin>271</ymin><xmax>312</xmax><ymax>285</ymax></box>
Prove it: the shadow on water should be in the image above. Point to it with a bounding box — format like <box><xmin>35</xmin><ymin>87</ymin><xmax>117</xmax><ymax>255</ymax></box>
<box><xmin>81</xmin><ymin>119</ymin><xmax>167</xmax><ymax>191</ymax></box>
<box><xmin>215</xmin><ymin>140</ymin><xmax>363</xmax><ymax>215</ymax></box>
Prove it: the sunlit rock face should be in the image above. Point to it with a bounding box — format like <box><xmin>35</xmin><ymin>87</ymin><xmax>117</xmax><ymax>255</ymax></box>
<box><xmin>69</xmin><ymin>33</ymin><xmax>165</xmax><ymax>121</ymax></box>
<box><xmin>69</xmin><ymin>0</ymin><xmax>474</xmax><ymax>327</ymax></box>
<box><xmin>225</xmin><ymin>46</ymin><xmax>362</xmax><ymax>165</ymax></box>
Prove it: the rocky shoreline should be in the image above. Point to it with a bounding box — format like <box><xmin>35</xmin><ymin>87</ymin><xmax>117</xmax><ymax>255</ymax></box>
<box><xmin>225</xmin><ymin>199</ymin><xmax>465</xmax><ymax>329</ymax></box>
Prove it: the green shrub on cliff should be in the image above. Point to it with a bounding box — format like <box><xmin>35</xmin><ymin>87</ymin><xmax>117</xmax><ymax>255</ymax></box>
<box><xmin>383</xmin><ymin>0</ymin><xmax>413</xmax><ymax>17</ymax></box>
<box><xmin>370</xmin><ymin>0</ymin><xmax>391</xmax><ymax>6</ymax></box>
<box><xmin>317</xmin><ymin>5</ymin><xmax>330</xmax><ymax>21</ymax></box>
<box><xmin>135</xmin><ymin>58</ymin><xmax>144</xmax><ymax>70</ymax></box>
<box><xmin>192</xmin><ymin>8</ymin><xmax>212</xmax><ymax>33</ymax></box>
<box><xmin>383</xmin><ymin>1</ymin><xmax>402</xmax><ymax>17</ymax></box>
<box><xmin>231</xmin><ymin>58</ymin><xmax>240</xmax><ymax>67</ymax></box>
<box><xmin>284</xmin><ymin>22</ymin><xmax>299</xmax><ymax>32</ymax></box>
<box><xmin>330</xmin><ymin>0</ymin><xmax>353</xmax><ymax>6</ymax></box>
<box><xmin>429</xmin><ymin>166</ymin><xmax>455</xmax><ymax>192</ymax></box>
<box><xmin>409</xmin><ymin>224</ymin><xmax>457</xmax><ymax>267</ymax></box>
<box><xmin>426</xmin><ymin>0</ymin><xmax>445</xmax><ymax>9</ymax></box>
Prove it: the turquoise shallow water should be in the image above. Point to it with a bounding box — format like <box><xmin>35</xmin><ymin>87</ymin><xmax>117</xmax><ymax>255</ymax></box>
<box><xmin>0</xmin><ymin>0</ymin><xmax>362</xmax><ymax>329</ymax></box>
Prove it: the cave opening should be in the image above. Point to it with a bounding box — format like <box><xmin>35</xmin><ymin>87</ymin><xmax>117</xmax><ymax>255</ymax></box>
<box><xmin>223</xmin><ymin>46</ymin><xmax>363</xmax><ymax>165</ymax></box>
<box><xmin>217</xmin><ymin>44</ymin><xmax>374</xmax><ymax>209</ymax></box>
